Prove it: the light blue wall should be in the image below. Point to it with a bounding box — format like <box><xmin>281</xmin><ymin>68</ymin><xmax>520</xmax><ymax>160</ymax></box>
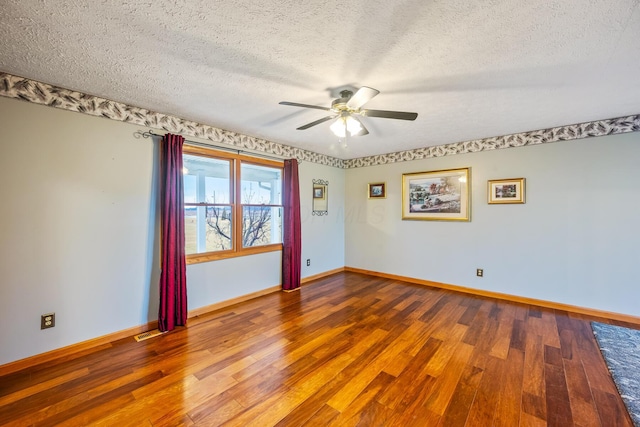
<box><xmin>2</xmin><ymin>92</ymin><xmax>639</xmax><ymax>366</ymax></box>
<box><xmin>0</xmin><ymin>97</ymin><xmax>345</xmax><ymax>365</ymax></box>
<box><xmin>345</xmin><ymin>132</ymin><xmax>640</xmax><ymax>316</ymax></box>
<box><xmin>299</xmin><ymin>161</ymin><xmax>346</xmax><ymax>278</ymax></box>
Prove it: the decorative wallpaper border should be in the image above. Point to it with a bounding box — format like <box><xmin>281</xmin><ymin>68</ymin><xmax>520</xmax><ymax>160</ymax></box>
<box><xmin>345</xmin><ymin>115</ymin><xmax>640</xmax><ymax>168</ymax></box>
<box><xmin>0</xmin><ymin>72</ymin><xmax>345</xmax><ymax>168</ymax></box>
<box><xmin>1</xmin><ymin>72</ymin><xmax>639</xmax><ymax>169</ymax></box>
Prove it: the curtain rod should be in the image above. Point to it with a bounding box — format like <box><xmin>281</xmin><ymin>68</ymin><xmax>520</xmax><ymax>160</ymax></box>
<box><xmin>135</xmin><ymin>130</ymin><xmax>292</xmax><ymax>163</ymax></box>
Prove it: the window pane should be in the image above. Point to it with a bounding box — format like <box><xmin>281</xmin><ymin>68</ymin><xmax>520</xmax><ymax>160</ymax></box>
<box><xmin>242</xmin><ymin>206</ymin><xmax>282</xmax><ymax>248</ymax></box>
<box><xmin>185</xmin><ymin>206</ymin><xmax>232</xmax><ymax>254</ymax></box>
<box><xmin>184</xmin><ymin>174</ymin><xmax>197</xmax><ymax>203</ymax></box>
<box><xmin>183</xmin><ymin>154</ymin><xmax>231</xmax><ymax>204</ymax></box>
<box><xmin>241</xmin><ymin>163</ymin><xmax>282</xmax><ymax>205</ymax></box>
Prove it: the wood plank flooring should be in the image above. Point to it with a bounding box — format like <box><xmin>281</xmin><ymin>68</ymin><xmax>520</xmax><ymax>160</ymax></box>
<box><xmin>0</xmin><ymin>272</ymin><xmax>635</xmax><ymax>426</ymax></box>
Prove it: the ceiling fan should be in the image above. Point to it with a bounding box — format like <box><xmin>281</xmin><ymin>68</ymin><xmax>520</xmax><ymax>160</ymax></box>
<box><xmin>279</xmin><ymin>87</ymin><xmax>418</xmax><ymax>138</ymax></box>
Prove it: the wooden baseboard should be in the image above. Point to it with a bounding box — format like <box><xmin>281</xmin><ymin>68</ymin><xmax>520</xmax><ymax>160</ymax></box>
<box><xmin>9</xmin><ymin>264</ymin><xmax>631</xmax><ymax>377</ymax></box>
<box><xmin>301</xmin><ymin>267</ymin><xmax>346</xmax><ymax>284</ymax></box>
<box><xmin>1</xmin><ymin>286</ymin><xmax>281</xmax><ymax>376</ymax></box>
<box><xmin>188</xmin><ymin>268</ymin><xmax>346</xmax><ymax>316</ymax></box>
<box><xmin>0</xmin><ymin>321</ymin><xmax>158</xmax><ymax>377</ymax></box>
<box><xmin>187</xmin><ymin>285</ymin><xmax>281</xmax><ymax>319</ymax></box>
<box><xmin>0</xmin><ymin>270</ymin><xmax>342</xmax><ymax>376</ymax></box>
<box><xmin>345</xmin><ymin>267</ymin><xmax>640</xmax><ymax>325</ymax></box>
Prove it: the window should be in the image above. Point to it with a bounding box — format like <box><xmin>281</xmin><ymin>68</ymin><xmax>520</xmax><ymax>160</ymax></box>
<box><xmin>183</xmin><ymin>145</ymin><xmax>283</xmax><ymax>264</ymax></box>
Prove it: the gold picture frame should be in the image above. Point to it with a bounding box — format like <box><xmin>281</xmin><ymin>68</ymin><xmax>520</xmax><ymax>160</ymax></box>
<box><xmin>402</xmin><ymin>168</ymin><xmax>471</xmax><ymax>221</ymax></box>
<box><xmin>368</xmin><ymin>182</ymin><xmax>386</xmax><ymax>199</ymax></box>
<box><xmin>488</xmin><ymin>178</ymin><xmax>525</xmax><ymax>204</ymax></box>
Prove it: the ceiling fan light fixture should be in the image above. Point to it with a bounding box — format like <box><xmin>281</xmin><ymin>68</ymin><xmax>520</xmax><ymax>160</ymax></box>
<box><xmin>330</xmin><ymin>114</ymin><xmax>362</xmax><ymax>138</ymax></box>
<box><xmin>280</xmin><ymin>86</ymin><xmax>417</xmax><ymax>137</ymax></box>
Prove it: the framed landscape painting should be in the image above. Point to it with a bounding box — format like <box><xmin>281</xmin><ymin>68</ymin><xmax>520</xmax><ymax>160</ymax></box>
<box><xmin>488</xmin><ymin>178</ymin><xmax>525</xmax><ymax>204</ymax></box>
<box><xmin>402</xmin><ymin>168</ymin><xmax>471</xmax><ymax>221</ymax></box>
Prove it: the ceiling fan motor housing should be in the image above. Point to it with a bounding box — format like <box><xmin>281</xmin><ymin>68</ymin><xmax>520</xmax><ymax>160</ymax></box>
<box><xmin>331</xmin><ymin>90</ymin><xmax>354</xmax><ymax>113</ymax></box>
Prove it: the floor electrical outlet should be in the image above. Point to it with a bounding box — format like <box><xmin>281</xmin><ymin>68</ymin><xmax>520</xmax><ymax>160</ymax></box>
<box><xmin>306</xmin><ymin>259</ymin><xmax>311</xmax><ymax>266</ymax></box>
<box><xmin>476</xmin><ymin>269</ymin><xmax>484</xmax><ymax>277</ymax></box>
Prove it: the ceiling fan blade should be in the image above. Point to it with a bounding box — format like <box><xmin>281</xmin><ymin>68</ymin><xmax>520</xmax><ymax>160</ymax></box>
<box><xmin>346</xmin><ymin>86</ymin><xmax>380</xmax><ymax>110</ymax></box>
<box><xmin>361</xmin><ymin>109</ymin><xmax>418</xmax><ymax>121</ymax></box>
<box><xmin>350</xmin><ymin>115</ymin><xmax>369</xmax><ymax>136</ymax></box>
<box><xmin>296</xmin><ymin>115</ymin><xmax>336</xmax><ymax>130</ymax></box>
<box><xmin>279</xmin><ymin>101</ymin><xmax>331</xmax><ymax>111</ymax></box>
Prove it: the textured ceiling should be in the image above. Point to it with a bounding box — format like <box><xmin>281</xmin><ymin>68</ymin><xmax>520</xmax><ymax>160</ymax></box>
<box><xmin>1</xmin><ymin>0</ymin><xmax>639</xmax><ymax>159</ymax></box>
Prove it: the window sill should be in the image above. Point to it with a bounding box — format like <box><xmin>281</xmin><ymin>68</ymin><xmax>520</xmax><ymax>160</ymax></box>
<box><xmin>186</xmin><ymin>244</ymin><xmax>282</xmax><ymax>265</ymax></box>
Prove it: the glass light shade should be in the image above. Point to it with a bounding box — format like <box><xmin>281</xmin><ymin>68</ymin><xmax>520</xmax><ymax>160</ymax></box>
<box><xmin>330</xmin><ymin>116</ymin><xmax>347</xmax><ymax>137</ymax></box>
<box><xmin>330</xmin><ymin>115</ymin><xmax>362</xmax><ymax>137</ymax></box>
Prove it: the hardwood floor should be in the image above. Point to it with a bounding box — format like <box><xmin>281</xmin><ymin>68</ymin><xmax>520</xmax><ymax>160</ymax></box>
<box><xmin>0</xmin><ymin>272</ymin><xmax>635</xmax><ymax>426</ymax></box>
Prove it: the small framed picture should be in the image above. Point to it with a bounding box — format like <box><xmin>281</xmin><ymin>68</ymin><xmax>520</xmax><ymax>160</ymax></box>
<box><xmin>368</xmin><ymin>182</ymin><xmax>386</xmax><ymax>199</ymax></box>
<box><xmin>313</xmin><ymin>186</ymin><xmax>325</xmax><ymax>199</ymax></box>
<box><xmin>488</xmin><ymin>178</ymin><xmax>525</xmax><ymax>204</ymax></box>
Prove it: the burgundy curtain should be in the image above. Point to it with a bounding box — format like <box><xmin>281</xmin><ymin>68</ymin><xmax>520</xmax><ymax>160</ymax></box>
<box><xmin>158</xmin><ymin>133</ymin><xmax>187</xmax><ymax>332</ymax></box>
<box><xmin>282</xmin><ymin>159</ymin><xmax>302</xmax><ymax>291</ymax></box>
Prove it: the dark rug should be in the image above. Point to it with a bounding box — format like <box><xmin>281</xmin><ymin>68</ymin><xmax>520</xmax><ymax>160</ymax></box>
<box><xmin>591</xmin><ymin>321</ymin><xmax>640</xmax><ymax>426</ymax></box>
